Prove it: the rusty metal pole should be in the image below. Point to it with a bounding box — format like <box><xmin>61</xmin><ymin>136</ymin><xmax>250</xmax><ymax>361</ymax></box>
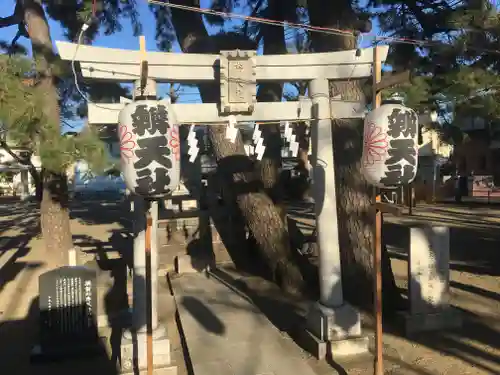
<box><xmin>374</xmin><ymin>195</ymin><xmax>383</xmax><ymax>375</ymax></box>
<box><xmin>411</xmin><ymin>183</ymin><xmax>415</xmax><ymax>213</ymax></box>
<box><xmin>372</xmin><ymin>45</ymin><xmax>384</xmax><ymax>375</ymax></box>
<box><xmin>408</xmin><ymin>184</ymin><xmax>412</xmax><ymax>215</ymax></box>
<box><xmin>145</xmin><ymin>211</ymin><xmax>154</xmax><ymax>375</ymax></box>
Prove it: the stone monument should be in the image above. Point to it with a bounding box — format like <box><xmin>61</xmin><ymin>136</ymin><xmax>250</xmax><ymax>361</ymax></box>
<box><xmin>402</xmin><ymin>226</ymin><xmax>462</xmax><ymax>334</ymax></box>
<box><xmin>31</xmin><ymin>266</ymin><xmax>100</xmax><ymax>362</ymax></box>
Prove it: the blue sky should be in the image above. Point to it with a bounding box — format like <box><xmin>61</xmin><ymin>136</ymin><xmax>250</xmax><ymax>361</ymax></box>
<box><xmin>0</xmin><ymin>0</ymin><xmax>380</xmax><ymax>132</ymax></box>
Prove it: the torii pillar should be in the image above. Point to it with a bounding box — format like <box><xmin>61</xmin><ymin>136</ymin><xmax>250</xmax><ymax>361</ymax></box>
<box><xmin>304</xmin><ymin>78</ymin><xmax>369</xmax><ymax>359</ymax></box>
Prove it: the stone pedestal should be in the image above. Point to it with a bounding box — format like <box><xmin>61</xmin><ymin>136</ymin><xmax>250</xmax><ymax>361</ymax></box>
<box><xmin>120</xmin><ymin>327</ymin><xmax>176</xmax><ymax>374</ymax></box>
<box><xmin>401</xmin><ymin>308</ymin><xmax>463</xmax><ymax>335</ymax></box>
<box><xmin>307</xmin><ymin>302</ymin><xmax>362</xmax><ymax>341</ymax></box>
<box><xmin>303</xmin><ymin>302</ymin><xmax>369</xmax><ymax>360</ymax></box>
<box><xmin>399</xmin><ymin>226</ymin><xmax>462</xmax><ymax>334</ymax></box>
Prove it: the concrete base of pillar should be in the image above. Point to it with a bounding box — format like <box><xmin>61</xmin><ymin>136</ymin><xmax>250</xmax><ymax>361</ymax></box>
<box><xmin>399</xmin><ymin>307</ymin><xmax>463</xmax><ymax>336</ymax></box>
<box><xmin>307</xmin><ymin>302</ymin><xmax>362</xmax><ymax>340</ymax></box>
<box><xmin>301</xmin><ymin>302</ymin><xmax>369</xmax><ymax>359</ymax></box>
<box><xmin>297</xmin><ymin>328</ymin><xmax>369</xmax><ymax>360</ymax></box>
<box><xmin>120</xmin><ymin>327</ymin><xmax>175</xmax><ymax>373</ymax></box>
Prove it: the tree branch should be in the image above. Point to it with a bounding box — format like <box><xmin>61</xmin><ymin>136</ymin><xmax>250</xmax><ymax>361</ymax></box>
<box><xmin>0</xmin><ymin>14</ymin><xmax>21</xmax><ymax>28</ymax></box>
<box><xmin>0</xmin><ymin>1</ymin><xmax>24</xmax><ymax>28</ymax></box>
<box><xmin>1</xmin><ymin>1</ymin><xmax>29</xmax><ymax>55</ymax></box>
<box><xmin>0</xmin><ymin>14</ymin><xmax>20</xmax><ymax>28</ymax></box>
<box><xmin>243</xmin><ymin>0</ymin><xmax>264</xmax><ymax>38</ymax></box>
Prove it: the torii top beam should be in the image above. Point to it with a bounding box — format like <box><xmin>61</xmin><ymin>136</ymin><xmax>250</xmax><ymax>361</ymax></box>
<box><xmin>56</xmin><ymin>41</ymin><xmax>388</xmax><ymax>83</ymax></box>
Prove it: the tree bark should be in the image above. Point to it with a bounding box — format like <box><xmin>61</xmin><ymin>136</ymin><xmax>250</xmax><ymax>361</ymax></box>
<box><xmin>254</xmin><ymin>0</ymin><xmax>287</xmax><ymax>203</ymax></box>
<box><xmin>24</xmin><ymin>0</ymin><xmax>73</xmax><ymax>265</ymax></box>
<box><xmin>308</xmin><ymin>0</ymin><xmax>402</xmax><ymax>311</ymax></box>
<box><xmin>168</xmin><ymin>0</ymin><xmax>304</xmax><ymax>294</ymax></box>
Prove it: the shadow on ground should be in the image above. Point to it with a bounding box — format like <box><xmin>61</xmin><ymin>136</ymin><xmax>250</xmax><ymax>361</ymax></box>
<box><xmin>0</xmin><ymin>197</ymin><xmax>134</xmax><ymax>374</ymax></box>
<box><xmin>70</xmin><ymin>199</ymin><xmax>132</xmax><ymax>230</ymax></box>
<box><xmin>0</xmin><ymin>296</ymin><xmax>119</xmax><ymax>375</ymax></box>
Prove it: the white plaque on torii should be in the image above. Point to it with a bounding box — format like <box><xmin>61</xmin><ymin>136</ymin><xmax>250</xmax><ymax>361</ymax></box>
<box><xmin>219</xmin><ymin>50</ymin><xmax>257</xmax><ymax>114</ymax></box>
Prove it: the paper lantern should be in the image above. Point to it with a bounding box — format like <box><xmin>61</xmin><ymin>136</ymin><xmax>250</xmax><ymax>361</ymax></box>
<box><xmin>118</xmin><ymin>100</ymin><xmax>181</xmax><ymax>198</ymax></box>
<box><xmin>361</xmin><ymin>104</ymin><xmax>419</xmax><ymax>189</ymax></box>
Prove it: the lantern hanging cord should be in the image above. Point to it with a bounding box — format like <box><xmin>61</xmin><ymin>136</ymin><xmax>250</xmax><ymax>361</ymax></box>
<box><xmin>71</xmin><ymin>24</ymin><xmax>90</xmax><ymax>104</ymax></box>
<box><xmin>147</xmin><ymin>0</ymin><xmax>500</xmax><ymax>56</ymax></box>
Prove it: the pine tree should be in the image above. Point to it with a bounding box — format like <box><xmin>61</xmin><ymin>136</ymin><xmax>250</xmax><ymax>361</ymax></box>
<box><xmin>373</xmin><ymin>0</ymin><xmax>500</xmax><ymax>144</ymax></box>
<box><xmin>0</xmin><ymin>0</ymin><xmax>133</xmax><ymax>265</ymax></box>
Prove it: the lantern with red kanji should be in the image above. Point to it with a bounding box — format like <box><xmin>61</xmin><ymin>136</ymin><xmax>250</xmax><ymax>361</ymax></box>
<box><xmin>118</xmin><ymin>100</ymin><xmax>181</xmax><ymax>197</ymax></box>
<box><xmin>361</xmin><ymin>103</ymin><xmax>419</xmax><ymax>188</ymax></box>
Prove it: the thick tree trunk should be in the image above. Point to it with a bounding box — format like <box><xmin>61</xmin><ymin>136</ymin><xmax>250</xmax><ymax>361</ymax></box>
<box><xmin>254</xmin><ymin>0</ymin><xmax>290</xmax><ymax>248</ymax></box>
<box><xmin>168</xmin><ymin>0</ymin><xmax>304</xmax><ymax>293</ymax></box>
<box><xmin>24</xmin><ymin>0</ymin><xmax>73</xmax><ymax>265</ymax></box>
<box><xmin>308</xmin><ymin>1</ymin><xmax>402</xmax><ymax>311</ymax></box>
<box><xmin>34</xmin><ymin>170</ymin><xmax>43</xmax><ymax>202</ymax></box>
<box><xmin>40</xmin><ymin>170</ymin><xmax>73</xmax><ymax>264</ymax></box>
<box><xmin>255</xmin><ymin>0</ymin><xmax>287</xmax><ymax>203</ymax></box>
<box><xmin>27</xmin><ymin>166</ymin><xmax>43</xmax><ymax>203</ymax></box>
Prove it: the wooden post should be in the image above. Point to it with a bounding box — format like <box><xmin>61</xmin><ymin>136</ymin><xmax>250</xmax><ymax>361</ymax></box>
<box><xmin>145</xmin><ymin>212</ymin><xmax>154</xmax><ymax>375</ymax></box>
<box><xmin>139</xmin><ymin>35</ymin><xmax>149</xmax><ymax>95</ymax></box>
<box><xmin>408</xmin><ymin>183</ymin><xmax>414</xmax><ymax>215</ymax></box>
<box><xmin>372</xmin><ymin>45</ymin><xmax>384</xmax><ymax>375</ymax></box>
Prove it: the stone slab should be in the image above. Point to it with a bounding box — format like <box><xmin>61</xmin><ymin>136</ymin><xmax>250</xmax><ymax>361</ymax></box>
<box><xmin>170</xmin><ymin>273</ymin><xmax>318</xmax><ymax>375</ymax></box>
<box><xmin>409</xmin><ymin>226</ymin><xmax>450</xmax><ymax>314</ymax></box>
<box><xmin>399</xmin><ymin>307</ymin><xmax>463</xmax><ymax>336</ymax></box>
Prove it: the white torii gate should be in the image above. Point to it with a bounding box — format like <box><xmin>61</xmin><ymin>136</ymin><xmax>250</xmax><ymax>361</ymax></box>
<box><xmin>56</xmin><ymin>40</ymin><xmax>388</xmax><ymax>372</ymax></box>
